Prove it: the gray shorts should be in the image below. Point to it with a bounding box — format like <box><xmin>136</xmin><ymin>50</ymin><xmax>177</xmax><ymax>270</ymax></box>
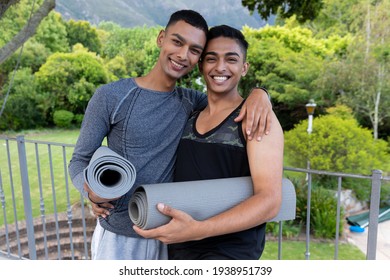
<box><xmin>91</xmin><ymin>221</ymin><xmax>168</xmax><ymax>260</ymax></box>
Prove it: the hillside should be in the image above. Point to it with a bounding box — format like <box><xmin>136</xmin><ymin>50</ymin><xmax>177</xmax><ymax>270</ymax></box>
<box><xmin>55</xmin><ymin>0</ymin><xmax>272</xmax><ymax>29</ymax></box>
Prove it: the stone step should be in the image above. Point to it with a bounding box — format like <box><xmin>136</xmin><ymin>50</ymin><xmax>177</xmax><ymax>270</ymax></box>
<box><xmin>0</xmin><ymin>203</ymin><xmax>96</xmax><ymax>260</ymax></box>
<box><xmin>5</xmin><ymin>227</ymin><xmax>94</xmax><ymax>254</ymax></box>
<box><xmin>0</xmin><ymin>216</ymin><xmax>96</xmax><ymax>241</ymax></box>
<box><xmin>0</xmin><ymin>217</ymin><xmax>95</xmax><ymax>244</ymax></box>
<box><xmin>25</xmin><ymin>241</ymin><xmax>93</xmax><ymax>260</ymax></box>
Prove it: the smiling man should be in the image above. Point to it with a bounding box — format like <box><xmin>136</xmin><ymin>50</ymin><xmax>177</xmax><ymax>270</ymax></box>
<box><xmin>134</xmin><ymin>25</ymin><xmax>284</xmax><ymax>260</ymax></box>
<box><xmin>69</xmin><ymin>11</ymin><xmax>273</xmax><ymax>260</ymax></box>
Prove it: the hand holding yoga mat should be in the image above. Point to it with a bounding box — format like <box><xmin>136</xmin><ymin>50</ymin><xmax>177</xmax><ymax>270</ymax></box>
<box><xmin>129</xmin><ymin>177</ymin><xmax>295</xmax><ymax>230</ymax></box>
<box><xmin>84</xmin><ymin>146</ymin><xmax>137</xmax><ymax>199</ymax></box>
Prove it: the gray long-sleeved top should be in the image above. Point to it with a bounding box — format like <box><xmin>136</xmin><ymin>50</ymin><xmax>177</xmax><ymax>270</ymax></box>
<box><xmin>68</xmin><ymin>78</ymin><xmax>207</xmax><ymax>237</ymax></box>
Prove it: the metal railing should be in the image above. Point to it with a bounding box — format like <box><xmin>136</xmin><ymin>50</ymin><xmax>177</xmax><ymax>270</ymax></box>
<box><xmin>0</xmin><ymin>135</ymin><xmax>389</xmax><ymax>260</ymax></box>
<box><xmin>284</xmin><ymin>167</ymin><xmax>386</xmax><ymax>260</ymax></box>
<box><xmin>0</xmin><ymin>135</ymin><xmax>91</xmax><ymax>260</ymax></box>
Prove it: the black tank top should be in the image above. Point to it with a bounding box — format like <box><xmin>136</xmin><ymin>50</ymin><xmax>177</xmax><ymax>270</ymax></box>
<box><xmin>170</xmin><ymin>100</ymin><xmax>266</xmax><ymax>260</ymax></box>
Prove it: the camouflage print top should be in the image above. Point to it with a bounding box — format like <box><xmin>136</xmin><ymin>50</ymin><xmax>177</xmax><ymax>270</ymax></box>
<box><xmin>174</xmin><ymin>99</ymin><xmax>250</xmax><ymax>182</ymax></box>
<box><xmin>171</xmin><ymin>99</ymin><xmax>266</xmax><ymax>260</ymax></box>
<box><xmin>180</xmin><ymin>100</ymin><xmax>246</xmax><ymax>148</ymax></box>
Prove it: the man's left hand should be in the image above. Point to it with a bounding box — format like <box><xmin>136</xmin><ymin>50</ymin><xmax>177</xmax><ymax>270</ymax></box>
<box><xmin>235</xmin><ymin>88</ymin><xmax>272</xmax><ymax>141</ymax></box>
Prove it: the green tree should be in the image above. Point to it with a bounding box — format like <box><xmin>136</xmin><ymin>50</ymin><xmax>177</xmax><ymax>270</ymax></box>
<box><xmin>284</xmin><ymin>105</ymin><xmax>390</xmax><ymax>200</ymax></box>
<box><xmin>1</xmin><ymin>39</ymin><xmax>50</xmax><ymax>74</ymax></box>
<box><xmin>0</xmin><ymin>0</ymin><xmax>21</xmax><ymax>18</ymax></box>
<box><xmin>100</xmin><ymin>25</ymin><xmax>160</xmax><ymax>78</ymax></box>
<box><xmin>242</xmin><ymin>0</ymin><xmax>324</xmax><ymax>23</ymax></box>
<box><xmin>106</xmin><ymin>55</ymin><xmax>128</xmax><ymax>79</ymax></box>
<box><xmin>142</xmin><ymin>36</ymin><xmax>161</xmax><ymax>75</ymax></box>
<box><xmin>35</xmin><ymin>44</ymin><xmax>109</xmax><ymax>119</ymax></box>
<box><xmin>343</xmin><ymin>0</ymin><xmax>390</xmax><ymax>140</ymax></box>
<box><xmin>242</xmin><ymin>25</ymin><xmax>325</xmax><ymax>102</ymax></box>
<box><xmin>305</xmin><ymin>0</ymin><xmax>364</xmax><ymax>37</ymax></box>
<box><xmin>0</xmin><ymin>0</ymin><xmax>55</xmax><ymax>64</ymax></box>
<box><xmin>0</xmin><ymin>0</ymin><xmax>27</xmax><ymax>45</ymax></box>
<box><xmin>66</xmin><ymin>19</ymin><xmax>102</xmax><ymax>54</ymax></box>
<box><xmin>34</xmin><ymin>11</ymin><xmax>69</xmax><ymax>53</ymax></box>
<box><xmin>101</xmin><ymin>25</ymin><xmax>159</xmax><ymax>59</ymax></box>
<box><xmin>0</xmin><ymin>67</ymin><xmax>47</xmax><ymax>130</ymax></box>
<box><xmin>241</xmin><ymin>24</ymin><xmax>344</xmax><ymax>128</ymax></box>
<box><xmin>67</xmin><ymin>76</ymin><xmax>97</xmax><ymax>113</ymax></box>
<box><xmin>318</xmin><ymin>0</ymin><xmax>390</xmax><ymax>139</ymax></box>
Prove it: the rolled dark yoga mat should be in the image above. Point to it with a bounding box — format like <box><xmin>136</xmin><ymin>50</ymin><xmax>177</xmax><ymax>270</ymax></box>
<box><xmin>129</xmin><ymin>177</ymin><xmax>295</xmax><ymax>230</ymax></box>
<box><xmin>84</xmin><ymin>146</ymin><xmax>137</xmax><ymax>199</ymax></box>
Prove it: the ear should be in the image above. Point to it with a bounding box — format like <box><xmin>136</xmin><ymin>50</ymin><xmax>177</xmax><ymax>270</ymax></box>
<box><xmin>241</xmin><ymin>62</ymin><xmax>249</xmax><ymax>77</ymax></box>
<box><xmin>157</xmin><ymin>30</ymin><xmax>165</xmax><ymax>48</ymax></box>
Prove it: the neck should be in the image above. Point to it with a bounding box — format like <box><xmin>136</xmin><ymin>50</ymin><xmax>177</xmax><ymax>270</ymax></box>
<box><xmin>204</xmin><ymin>90</ymin><xmax>243</xmax><ymax>115</ymax></box>
<box><xmin>136</xmin><ymin>64</ymin><xmax>177</xmax><ymax>92</ymax></box>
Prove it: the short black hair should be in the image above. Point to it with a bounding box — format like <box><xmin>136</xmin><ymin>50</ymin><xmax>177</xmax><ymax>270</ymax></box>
<box><xmin>166</xmin><ymin>10</ymin><xmax>208</xmax><ymax>35</ymax></box>
<box><xmin>206</xmin><ymin>25</ymin><xmax>249</xmax><ymax>60</ymax></box>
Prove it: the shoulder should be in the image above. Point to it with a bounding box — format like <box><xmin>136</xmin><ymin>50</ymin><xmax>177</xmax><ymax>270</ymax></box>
<box><xmin>91</xmin><ymin>78</ymin><xmax>138</xmax><ymax>107</ymax></box>
<box><xmin>176</xmin><ymin>87</ymin><xmax>207</xmax><ymax>111</ymax></box>
<box><xmin>96</xmin><ymin>78</ymin><xmax>136</xmax><ymax>96</ymax></box>
<box><xmin>246</xmin><ymin>111</ymin><xmax>284</xmax><ymax>148</ymax></box>
<box><xmin>176</xmin><ymin>87</ymin><xmax>205</xmax><ymax>98</ymax></box>
<box><xmin>265</xmin><ymin>111</ymin><xmax>284</xmax><ymax>139</ymax></box>
<box><xmin>87</xmin><ymin>78</ymin><xmax>138</xmax><ymax>120</ymax></box>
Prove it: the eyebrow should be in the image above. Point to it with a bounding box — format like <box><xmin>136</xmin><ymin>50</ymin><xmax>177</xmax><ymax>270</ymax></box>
<box><xmin>171</xmin><ymin>33</ymin><xmax>204</xmax><ymax>51</ymax></box>
<box><xmin>204</xmin><ymin>51</ymin><xmax>241</xmax><ymax>57</ymax></box>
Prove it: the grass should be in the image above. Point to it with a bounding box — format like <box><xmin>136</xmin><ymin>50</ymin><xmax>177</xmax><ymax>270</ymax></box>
<box><xmin>261</xmin><ymin>240</ymin><xmax>366</xmax><ymax>260</ymax></box>
<box><xmin>0</xmin><ymin>128</ymin><xmax>367</xmax><ymax>260</ymax></box>
<box><xmin>0</xmin><ymin>129</ymin><xmax>82</xmax><ymax>225</ymax></box>
<box><xmin>1</xmin><ymin>128</ymin><xmax>81</xmax><ymax>142</ymax></box>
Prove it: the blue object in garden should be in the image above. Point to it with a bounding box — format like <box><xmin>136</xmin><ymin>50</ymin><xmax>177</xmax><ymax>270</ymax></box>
<box><xmin>349</xmin><ymin>225</ymin><xmax>365</xmax><ymax>233</ymax></box>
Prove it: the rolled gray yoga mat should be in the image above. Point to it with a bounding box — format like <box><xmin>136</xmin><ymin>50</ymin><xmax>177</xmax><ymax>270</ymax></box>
<box><xmin>129</xmin><ymin>177</ymin><xmax>296</xmax><ymax>230</ymax></box>
<box><xmin>84</xmin><ymin>146</ymin><xmax>137</xmax><ymax>199</ymax></box>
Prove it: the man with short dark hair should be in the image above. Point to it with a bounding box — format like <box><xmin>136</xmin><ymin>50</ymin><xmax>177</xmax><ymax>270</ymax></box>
<box><xmin>69</xmin><ymin>11</ymin><xmax>272</xmax><ymax>260</ymax></box>
<box><xmin>134</xmin><ymin>25</ymin><xmax>284</xmax><ymax>260</ymax></box>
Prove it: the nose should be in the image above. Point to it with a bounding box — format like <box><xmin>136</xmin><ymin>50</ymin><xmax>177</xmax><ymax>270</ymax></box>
<box><xmin>177</xmin><ymin>46</ymin><xmax>189</xmax><ymax>61</ymax></box>
<box><xmin>215</xmin><ymin>59</ymin><xmax>226</xmax><ymax>72</ymax></box>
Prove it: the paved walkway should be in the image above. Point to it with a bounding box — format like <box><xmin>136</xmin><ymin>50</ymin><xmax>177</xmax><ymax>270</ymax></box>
<box><xmin>346</xmin><ymin>219</ymin><xmax>390</xmax><ymax>260</ymax></box>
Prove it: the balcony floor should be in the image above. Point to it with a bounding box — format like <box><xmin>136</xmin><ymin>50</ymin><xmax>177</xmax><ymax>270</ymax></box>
<box><xmin>346</xmin><ymin>219</ymin><xmax>390</xmax><ymax>260</ymax></box>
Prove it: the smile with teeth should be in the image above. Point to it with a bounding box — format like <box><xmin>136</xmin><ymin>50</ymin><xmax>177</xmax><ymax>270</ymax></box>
<box><xmin>170</xmin><ymin>59</ymin><xmax>185</xmax><ymax>70</ymax></box>
<box><xmin>212</xmin><ymin>76</ymin><xmax>229</xmax><ymax>82</ymax></box>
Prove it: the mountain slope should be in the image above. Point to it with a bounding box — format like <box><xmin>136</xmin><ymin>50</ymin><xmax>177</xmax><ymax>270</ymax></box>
<box><xmin>55</xmin><ymin>0</ymin><xmax>271</xmax><ymax>29</ymax></box>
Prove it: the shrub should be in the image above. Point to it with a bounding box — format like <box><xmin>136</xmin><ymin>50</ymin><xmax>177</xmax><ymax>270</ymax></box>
<box><xmin>35</xmin><ymin>46</ymin><xmax>108</xmax><ymax>115</ymax></box>
<box><xmin>73</xmin><ymin>114</ymin><xmax>84</xmax><ymax>127</ymax></box>
<box><xmin>53</xmin><ymin>110</ymin><xmax>74</xmax><ymax>128</ymax></box>
<box><xmin>0</xmin><ymin>94</ymin><xmax>47</xmax><ymax>131</ymax></box>
<box><xmin>295</xmin><ymin>180</ymin><xmax>344</xmax><ymax>239</ymax></box>
<box><xmin>0</xmin><ymin>67</ymin><xmax>48</xmax><ymax>131</ymax></box>
<box><xmin>266</xmin><ymin>220</ymin><xmax>301</xmax><ymax>239</ymax></box>
<box><xmin>284</xmin><ymin>107</ymin><xmax>390</xmax><ymax>202</ymax></box>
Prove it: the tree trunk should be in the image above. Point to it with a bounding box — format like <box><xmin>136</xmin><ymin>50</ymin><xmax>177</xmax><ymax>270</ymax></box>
<box><xmin>365</xmin><ymin>2</ymin><xmax>371</xmax><ymax>59</ymax></box>
<box><xmin>0</xmin><ymin>0</ymin><xmax>56</xmax><ymax>65</ymax></box>
<box><xmin>373</xmin><ymin>63</ymin><xmax>385</xmax><ymax>140</ymax></box>
<box><xmin>0</xmin><ymin>0</ymin><xmax>20</xmax><ymax>18</ymax></box>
